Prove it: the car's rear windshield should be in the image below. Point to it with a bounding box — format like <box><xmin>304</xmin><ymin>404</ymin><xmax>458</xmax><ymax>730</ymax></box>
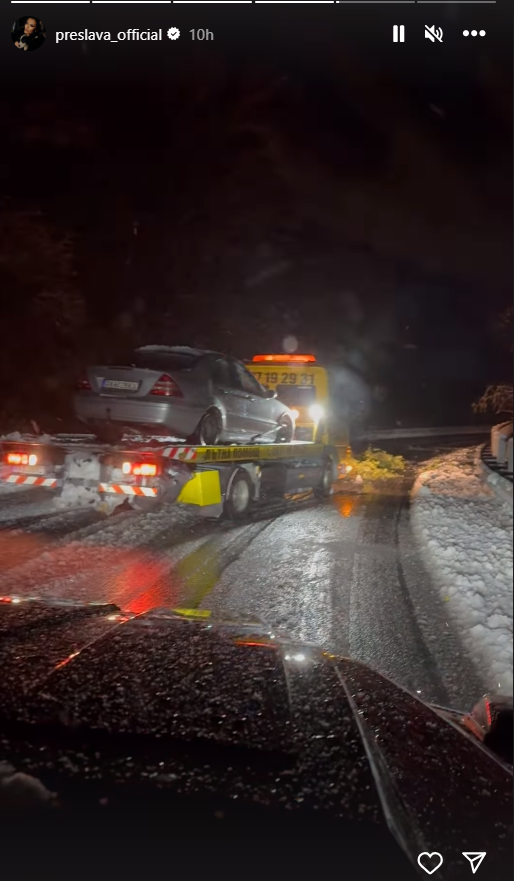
<box><xmin>275</xmin><ymin>385</ymin><xmax>317</xmax><ymax>406</ymax></box>
<box><xmin>134</xmin><ymin>352</ymin><xmax>200</xmax><ymax>372</ymax></box>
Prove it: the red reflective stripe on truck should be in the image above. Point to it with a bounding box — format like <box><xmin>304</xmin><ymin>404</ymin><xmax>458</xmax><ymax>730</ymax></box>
<box><xmin>161</xmin><ymin>446</ymin><xmax>197</xmax><ymax>461</ymax></box>
<box><xmin>98</xmin><ymin>484</ymin><xmax>158</xmax><ymax>497</ymax></box>
<box><xmin>3</xmin><ymin>475</ymin><xmax>58</xmax><ymax>488</ymax></box>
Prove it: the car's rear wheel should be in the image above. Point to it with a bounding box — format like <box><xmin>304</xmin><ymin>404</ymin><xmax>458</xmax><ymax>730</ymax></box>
<box><xmin>224</xmin><ymin>468</ymin><xmax>253</xmax><ymax>520</ymax></box>
<box><xmin>195</xmin><ymin>410</ymin><xmax>221</xmax><ymax>446</ymax></box>
<box><xmin>275</xmin><ymin>415</ymin><xmax>293</xmax><ymax>443</ymax></box>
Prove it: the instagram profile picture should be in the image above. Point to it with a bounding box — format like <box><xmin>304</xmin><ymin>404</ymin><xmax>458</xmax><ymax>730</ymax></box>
<box><xmin>11</xmin><ymin>15</ymin><xmax>46</xmax><ymax>52</ymax></box>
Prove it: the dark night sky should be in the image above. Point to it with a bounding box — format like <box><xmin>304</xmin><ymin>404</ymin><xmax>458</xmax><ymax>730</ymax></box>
<box><xmin>0</xmin><ymin>2</ymin><xmax>512</xmax><ymax>428</ymax></box>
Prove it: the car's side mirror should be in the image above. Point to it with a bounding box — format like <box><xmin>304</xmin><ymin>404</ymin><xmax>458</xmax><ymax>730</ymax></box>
<box><xmin>263</xmin><ymin>388</ymin><xmax>277</xmax><ymax>399</ymax></box>
<box><xmin>470</xmin><ymin>694</ymin><xmax>513</xmax><ymax>765</ymax></box>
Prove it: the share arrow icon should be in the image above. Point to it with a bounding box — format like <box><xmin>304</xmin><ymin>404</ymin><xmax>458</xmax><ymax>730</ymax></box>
<box><xmin>462</xmin><ymin>853</ymin><xmax>487</xmax><ymax>874</ymax></box>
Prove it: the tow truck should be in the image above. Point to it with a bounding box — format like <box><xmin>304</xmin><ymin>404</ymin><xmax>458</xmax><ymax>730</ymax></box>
<box><xmin>0</xmin><ymin>352</ymin><xmax>351</xmax><ymax>519</ymax></box>
<box><xmin>0</xmin><ymin>433</ymin><xmax>350</xmax><ymax>520</ymax></box>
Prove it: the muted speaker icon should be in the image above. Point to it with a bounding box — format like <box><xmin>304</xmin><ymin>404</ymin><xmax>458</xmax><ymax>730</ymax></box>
<box><xmin>425</xmin><ymin>25</ymin><xmax>443</xmax><ymax>43</ymax></box>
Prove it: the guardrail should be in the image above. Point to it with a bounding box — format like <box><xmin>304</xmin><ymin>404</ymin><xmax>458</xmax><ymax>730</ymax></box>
<box><xmin>476</xmin><ymin>422</ymin><xmax>513</xmax><ymax>508</ymax></box>
<box><xmin>355</xmin><ymin>426</ymin><xmax>491</xmax><ymax>441</ymax></box>
<box><xmin>484</xmin><ymin>421</ymin><xmax>513</xmax><ymax>482</ymax></box>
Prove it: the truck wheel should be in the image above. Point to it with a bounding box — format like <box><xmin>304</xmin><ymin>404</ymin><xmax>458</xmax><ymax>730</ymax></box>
<box><xmin>225</xmin><ymin>469</ymin><xmax>253</xmax><ymax>520</ymax></box>
<box><xmin>315</xmin><ymin>457</ymin><xmax>334</xmax><ymax>498</ymax></box>
<box><xmin>275</xmin><ymin>415</ymin><xmax>293</xmax><ymax>443</ymax></box>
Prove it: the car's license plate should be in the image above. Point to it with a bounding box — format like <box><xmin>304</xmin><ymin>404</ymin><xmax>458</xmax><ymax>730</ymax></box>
<box><xmin>18</xmin><ymin>465</ymin><xmax>46</xmax><ymax>475</ymax></box>
<box><xmin>103</xmin><ymin>379</ymin><xmax>140</xmax><ymax>391</ymax></box>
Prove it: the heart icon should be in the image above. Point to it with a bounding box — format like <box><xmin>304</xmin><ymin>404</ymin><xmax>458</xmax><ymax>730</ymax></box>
<box><xmin>417</xmin><ymin>853</ymin><xmax>443</xmax><ymax>875</ymax></box>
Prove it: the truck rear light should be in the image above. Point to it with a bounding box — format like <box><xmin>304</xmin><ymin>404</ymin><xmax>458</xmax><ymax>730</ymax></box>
<box><xmin>122</xmin><ymin>461</ymin><xmax>158</xmax><ymax>477</ymax></box>
<box><xmin>6</xmin><ymin>453</ymin><xmax>38</xmax><ymax>466</ymax></box>
<box><xmin>78</xmin><ymin>375</ymin><xmax>91</xmax><ymax>390</ymax></box>
<box><xmin>150</xmin><ymin>374</ymin><xmax>182</xmax><ymax>397</ymax></box>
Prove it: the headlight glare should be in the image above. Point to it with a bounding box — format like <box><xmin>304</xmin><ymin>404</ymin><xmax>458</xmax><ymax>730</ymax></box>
<box><xmin>309</xmin><ymin>404</ymin><xmax>324</xmax><ymax>421</ymax></box>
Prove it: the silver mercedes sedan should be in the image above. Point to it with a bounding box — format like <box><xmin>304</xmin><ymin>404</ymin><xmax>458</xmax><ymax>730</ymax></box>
<box><xmin>74</xmin><ymin>346</ymin><xmax>296</xmax><ymax>445</ymax></box>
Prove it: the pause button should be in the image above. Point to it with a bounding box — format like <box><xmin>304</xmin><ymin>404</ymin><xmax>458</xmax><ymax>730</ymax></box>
<box><xmin>393</xmin><ymin>25</ymin><xmax>405</xmax><ymax>43</ymax></box>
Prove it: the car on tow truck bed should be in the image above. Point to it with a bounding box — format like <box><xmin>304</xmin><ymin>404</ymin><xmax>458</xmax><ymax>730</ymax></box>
<box><xmin>74</xmin><ymin>346</ymin><xmax>296</xmax><ymax>445</ymax></box>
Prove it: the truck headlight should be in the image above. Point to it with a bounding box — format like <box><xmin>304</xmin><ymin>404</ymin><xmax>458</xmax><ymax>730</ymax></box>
<box><xmin>309</xmin><ymin>404</ymin><xmax>324</xmax><ymax>422</ymax></box>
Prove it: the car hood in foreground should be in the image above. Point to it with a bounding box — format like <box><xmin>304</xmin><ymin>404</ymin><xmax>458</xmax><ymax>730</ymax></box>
<box><xmin>0</xmin><ymin>597</ymin><xmax>511</xmax><ymax>873</ymax></box>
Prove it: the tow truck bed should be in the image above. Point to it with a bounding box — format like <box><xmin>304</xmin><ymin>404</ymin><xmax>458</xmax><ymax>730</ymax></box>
<box><xmin>0</xmin><ymin>434</ymin><xmax>347</xmax><ymax>519</ymax></box>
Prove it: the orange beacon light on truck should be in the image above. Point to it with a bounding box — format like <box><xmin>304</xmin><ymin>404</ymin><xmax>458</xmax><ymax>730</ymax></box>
<box><xmin>252</xmin><ymin>354</ymin><xmax>316</xmax><ymax>364</ymax></box>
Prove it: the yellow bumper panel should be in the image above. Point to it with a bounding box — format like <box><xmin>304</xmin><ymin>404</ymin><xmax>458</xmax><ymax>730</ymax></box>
<box><xmin>177</xmin><ymin>469</ymin><xmax>222</xmax><ymax>506</ymax></box>
<box><xmin>171</xmin><ymin>608</ymin><xmax>212</xmax><ymax>619</ymax></box>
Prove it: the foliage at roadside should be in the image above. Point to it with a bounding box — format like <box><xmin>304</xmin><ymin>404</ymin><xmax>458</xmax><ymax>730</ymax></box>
<box><xmin>346</xmin><ymin>447</ymin><xmax>407</xmax><ymax>486</ymax></box>
<box><xmin>473</xmin><ymin>383</ymin><xmax>513</xmax><ymax>417</ymax></box>
<box><xmin>473</xmin><ymin>308</ymin><xmax>513</xmax><ymax>418</ymax></box>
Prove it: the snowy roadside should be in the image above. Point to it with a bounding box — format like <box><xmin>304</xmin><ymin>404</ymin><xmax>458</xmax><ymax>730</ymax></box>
<box><xmin>411</xmin><ymin>446</ymin><xmax>513</xmax><ymax>694</ymax></box>
<box><xmin>0</xmin><ymin>481</ymin><xmax>39</xmax><ymax>496</ymax></box>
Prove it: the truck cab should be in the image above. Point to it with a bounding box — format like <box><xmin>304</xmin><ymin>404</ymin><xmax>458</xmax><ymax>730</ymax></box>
<box><xmin>246</xmin><ymin>354</ymin><xmax>330</xmax><ymax>444</ymax></box>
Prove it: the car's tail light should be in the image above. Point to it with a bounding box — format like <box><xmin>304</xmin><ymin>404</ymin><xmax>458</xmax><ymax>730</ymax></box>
<box><xmin>150</xmin><ymin>374</ymin><xmax>182</xmax><ymax>397</ymax></box>
<box><xmin>6</xmin><ymin>452</ymin><xmax>38</xmax><ymax>466</ymax></box>
<box><xmin>78</xmin><ymin>375</ymin><xmax>91</xmax><ymax>390</ymax></box>
<box><xmin>122</xmin><ymin>461</ymin><xmax>158</xmax><ymax>477</ymax></box>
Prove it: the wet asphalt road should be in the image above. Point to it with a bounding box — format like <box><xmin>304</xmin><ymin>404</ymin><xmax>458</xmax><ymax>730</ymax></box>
<box><xmin>0</xmin><ymin>436</ymin><xmax>486</xmax><ymax>709</ymax></box>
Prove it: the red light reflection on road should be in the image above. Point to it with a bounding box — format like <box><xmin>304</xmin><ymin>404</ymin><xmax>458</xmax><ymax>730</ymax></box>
<box><xmin>0</xmin><ymin>523</ymin><xmax>224</xmax><ymax>617</ymax></box>
<box><xmin>0</xmin><ymin>531</ymin><xmax>47</xmax><ymax>573</ymax></box>
<box><xmin>0</xmin><ymin>530</ymin><xmax>181</xmax><ymax>612</ymax></box>
<box><xmin>110</xmin><ymin>557</ymin><xmax>181</xmax><ymax>614</ymax></box>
